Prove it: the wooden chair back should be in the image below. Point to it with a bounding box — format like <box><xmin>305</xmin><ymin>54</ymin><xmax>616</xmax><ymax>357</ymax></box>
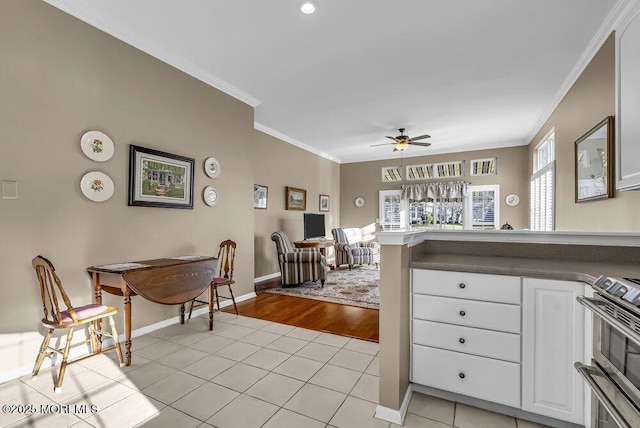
<box><xmin>217</xmin><ymin>239</ymin><xmax>236</xmax><ymax>281</ymax></box>
<box><xmin>32</xmin><ymin>255</ymin><xmax>76</xmax><ymax>324</ymax></box>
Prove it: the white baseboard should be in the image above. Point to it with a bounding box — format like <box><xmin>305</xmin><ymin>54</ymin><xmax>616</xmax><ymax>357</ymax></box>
<box><xmin>375</xmin><ymin>384</ymin><xmax>413</xmax><ymax>425</ymax></box>
<box><xmin>1</xmin><ymin>291</ymin><xmax>258</xmax><ymax>384</ymax></box>
<box><xmin>254</xmin><ymin>272</ymin><xmax>280</xmax><ymax>283</ymax></box>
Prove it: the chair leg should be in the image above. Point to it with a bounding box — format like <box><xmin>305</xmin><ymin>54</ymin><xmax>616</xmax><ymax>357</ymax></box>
<box><xmin>227</xmin><ymin>284</ymin><xmax>238</xmax><ymax>315</ymax></box>
<box><xmin>88</xmin><ymin>322</ymin><xmax>97</xmax><ymax>354</ymax></box>
<box><xmin>321</xmin><ymin>279</ymin><xmax>325</xmax><ymax>287</ymax></box>
<box><xmin>55</xmin><ymin>328</ymin><xmax>75</xmax><ymax>392</ymax></box>
<box><xmin>215</xmin><ymin>285</ymin><xmax>221</xmax><ymax>313</ymax></box>
<box><xmin>32</xmin><ymin>329</ymin><xmax>54</xmax><ymax>379</ymax></box>
<box><xmin>108</xmin><ymin>316</ymin><xmax>125</xmax><ymax>367</ymax></box>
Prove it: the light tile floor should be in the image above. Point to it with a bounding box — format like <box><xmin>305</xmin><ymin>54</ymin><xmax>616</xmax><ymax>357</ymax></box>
<box><xmin>0</xmin><ymin>312</ymin><xmax>550</xmax><ymax>428</ymax></box>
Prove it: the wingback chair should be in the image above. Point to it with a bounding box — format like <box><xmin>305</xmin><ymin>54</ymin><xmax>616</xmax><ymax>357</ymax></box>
<box><xmin>331</xmin><ymin>227</ymin><xmax>380</xmax><ymax>270</ymax></box>
<box><xmin>270</xmin><ymin>231</ymin><xmax>327</xmax><ymax>286</ymax></box>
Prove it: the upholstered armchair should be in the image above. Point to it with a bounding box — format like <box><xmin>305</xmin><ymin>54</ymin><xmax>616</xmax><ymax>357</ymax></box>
<box><xmin>331</xmin><ymin>227</ymin><xmax>380</xmax><ymax>270</ymax></box>
<box><xmin>270</xmin><ymin>231</ymin><xmax>327</xmax><ymax>286</ymax></box>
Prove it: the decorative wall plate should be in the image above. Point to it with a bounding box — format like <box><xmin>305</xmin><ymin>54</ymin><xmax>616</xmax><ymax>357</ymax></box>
<box><xmin>80</xmin><ymin>171</ymin><xmax>114</xmax><ymax>202</ymax></box>
<box><xmin>204</xmin><ymin>157</ymin><xmax>221</xmax><ymax>178</ymax></box>
<box><xmin>80</xmin><ymin>131</ymin><xmax>114</xmax><ymax>162</ymax></box>
<box><xmin>505</xmin><ymin>194</ymin><xmax>520</xmax><ymax>207</ymax></box>
<box><xmin>203</xmin><ymin>185</ymin><xmax>218</xmax><ymax>206</ymax></box>
<box><xmin>354</xmin><ymin>197</ymin><xmax>365</xmax><ymax>208</ymax></box>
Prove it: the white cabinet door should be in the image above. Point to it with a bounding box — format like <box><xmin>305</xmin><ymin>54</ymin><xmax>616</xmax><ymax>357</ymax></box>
<box><xmin>521</xmin><ymin>278</ymin><xmax>586</xmax><ymax>424</ymax></box>
<box><xmin>616</xmin><ymin>4</ymin><xmax>640</xmax><ymax>190</ymax></box>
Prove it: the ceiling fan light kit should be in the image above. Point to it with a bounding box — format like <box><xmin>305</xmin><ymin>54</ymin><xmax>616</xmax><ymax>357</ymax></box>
<box><xmin>299</xmin><ymin>2</ymin><xmax>317</xmax><ymax>14</ymax></box>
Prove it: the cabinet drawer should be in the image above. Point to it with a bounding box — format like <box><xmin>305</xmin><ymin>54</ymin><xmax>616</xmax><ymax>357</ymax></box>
<box><xmin>413</xmin><ymin>319</ymin><xmax>520</xmax><ymax>363</ymax></box>
<box><xmin>412</xmin><ymin>344</ymin><xmax>520</xmax><ymax>408</ymax></box>
<box><xmin>413</xmin><ymin>269</ymin><xmax>521</xmax><ymax>304</ymax></box>
<box><xmin>413</xmin><ymin>294</ymin><xmax>520</xmax><ymax>333</ymax></box>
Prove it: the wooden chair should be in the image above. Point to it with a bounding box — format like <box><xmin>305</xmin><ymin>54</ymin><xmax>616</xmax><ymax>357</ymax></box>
<box><xmin>31</xmin><ymin>256</ymin><xmax>124</xmax><ymax>392</ymax></box>
<box><xmin>188</xmin><ymin>239</ymin><xmax>238</xmax><ymax>319</ymax></box>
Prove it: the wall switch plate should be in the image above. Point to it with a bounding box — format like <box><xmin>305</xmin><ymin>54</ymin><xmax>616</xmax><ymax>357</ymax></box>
<box><xmin>1</xmin><ymin>181</ymin><xmax>18</xmax><ymax>199</ymax></box>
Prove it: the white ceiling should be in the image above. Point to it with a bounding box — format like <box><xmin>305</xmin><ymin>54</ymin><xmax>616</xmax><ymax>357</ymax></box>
<box><xmin>45</xmin><ymin>0</ymin><xmax>624</xmax><ymax>163</ymax></box>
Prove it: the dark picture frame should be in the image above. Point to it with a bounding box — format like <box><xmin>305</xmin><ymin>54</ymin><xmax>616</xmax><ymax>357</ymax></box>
<box><xmin>128</xmin><ymin>145</ymin><xmax>195</xmax><ymax>209</ymax></box>
<box><xmin>319</xmin><ymin>194</ymin><xmax>330</xmax><ymax>212</ymax></box>
<box><xmin>286</xmin><ymin>186</ymin><xmax>306</xmax><ymax>210</ymax></box>
<box><xmin>254</xmin><ymin>184</ymin><xmax>268</xmax><ymax>209</ymax></box>
<box><xmin>575</xmin><ymin>116</ymin><xmax>614</xmax><ymax>203</ymax></box>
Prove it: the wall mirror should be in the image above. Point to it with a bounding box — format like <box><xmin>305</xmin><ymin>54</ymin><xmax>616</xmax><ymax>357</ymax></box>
<box><xmin>575</xmin><ymin>116</ymin><xmax>614</xmax><ymax>202</ymax></box>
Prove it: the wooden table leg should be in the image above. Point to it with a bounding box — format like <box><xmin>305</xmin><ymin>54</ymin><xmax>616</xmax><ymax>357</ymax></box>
<box><xmin>180</xmin><ymin>303</ymin><xmax>185</xmax><ymax>325</ymax></box>
<box><xmin>123</xmin><ymin>290</ymin><xmax>132</xmax><ymax>366</ymax></box>
<box><xmin>208</xmin><ymin>283</ymin><xmax>215</xmax><ymax>331</ymax></box>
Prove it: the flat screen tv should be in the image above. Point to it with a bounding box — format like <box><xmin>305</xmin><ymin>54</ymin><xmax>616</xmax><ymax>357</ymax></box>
<box><xmin>304</xmin><ymin>213</ymin><xmax>326</xmax><ymax>239</ymax></box>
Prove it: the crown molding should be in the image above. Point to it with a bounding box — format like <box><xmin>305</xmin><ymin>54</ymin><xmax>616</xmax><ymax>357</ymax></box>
<box><xmin>254</xmin><ymin>122</ymin><xmax>342</xmax><ymax>164</ymax></box>
<box><xmin>42</xmin><ymin>0</ymin><xmax>261</xmax><ymax>108</ymax></box>
<box><xmin>525</xmin><ymin>0</ymin><xmax>636</xmax><ymax>144</ymax></box>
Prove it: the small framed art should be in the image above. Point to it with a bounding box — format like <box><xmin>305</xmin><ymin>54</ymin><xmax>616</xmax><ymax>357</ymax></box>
<box><xmin>254</xmin><ymin>184</ymin><xmax>268</xmax><ymax>209</ymax></box>
<box><xmin>319</xmin><ymin>194</ymin><xmax>330</xmax><ymax>212</ymax></box>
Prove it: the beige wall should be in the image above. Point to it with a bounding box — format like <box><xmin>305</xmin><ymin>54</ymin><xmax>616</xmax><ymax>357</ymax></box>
<box><xmin>0</xmin><ymin>0</ymin><xmax>335</xmax><ymax>378</ymax></box>
<box><xmin>528</xmin><ymin>33</ymin><xmax>640</xmax><ymax>231</ymax></box>
<box><xmin>252</xmin><ymin>132</ymin><xmax>340</xmax><ymax>278</ymax></box>
<box><xmin>340</xmin><ymin>146</ymin><xmax>529</xmax><ymax>230</ymax></box>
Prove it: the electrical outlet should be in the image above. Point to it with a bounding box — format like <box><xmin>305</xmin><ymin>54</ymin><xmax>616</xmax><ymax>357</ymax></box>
<box><xmin>1</xmin><ymin>181</ymin><xmax>18</xmax><ymax>199</ymax></box>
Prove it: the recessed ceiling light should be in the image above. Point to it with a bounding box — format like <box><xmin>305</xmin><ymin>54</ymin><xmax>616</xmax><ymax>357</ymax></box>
<box><xmin>300</xmin><ymin>2</ymin><xmax>317</xmax><ymax>14</ymax></box>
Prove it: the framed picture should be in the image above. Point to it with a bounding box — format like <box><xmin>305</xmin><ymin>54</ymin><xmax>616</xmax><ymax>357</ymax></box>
<box><xmin>575</xmin><ymin>116</ymin><xmax>614</xmax><ymax>202</ymax></box>
<box><xmin>286</xmin><ymin>186</ymin><xmax>306</xmax><ymax>210</ymax></box>
<box><xmin>128</xmin><ymin>145</ymin><xmax>195</xmax><ymax>209</ymax></box>
<box><xmin>319</xmin><ymin>194</ymin><xmax>330</xmax><ymax>212</ymax></box>
<box><xmin>254</xmin><ymin>184</ymin><xmax>268</xmax><ymax>209</ymax></box>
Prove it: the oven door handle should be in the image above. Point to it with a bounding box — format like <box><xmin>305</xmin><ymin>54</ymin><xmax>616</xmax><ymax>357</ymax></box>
<box><xmin>577</xmin><ymin>295</ymin><xmax>640</xmax><ymax>348</ymax></box>
<box><xmin>575</xmin><ymin>362</ymin><xmax>631</xmax><ymax>428</ymax></box>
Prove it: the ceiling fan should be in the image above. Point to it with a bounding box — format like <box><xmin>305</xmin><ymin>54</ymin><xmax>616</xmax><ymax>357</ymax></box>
<box><xmin>371</xmin><ymin>128</ymin><xmax>431</xmax><ymax>151</ymax></box>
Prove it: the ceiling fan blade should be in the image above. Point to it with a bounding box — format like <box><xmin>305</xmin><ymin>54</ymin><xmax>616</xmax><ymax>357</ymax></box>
<box><xmin>385</xmin><ymin>136</ymin><xmax>399</xmax><ymax>141</ymax></box>
<box><xmin>409</xmin><ymin>134</ymin><xmax>431</xmax><ymax>141</ymax></box>
<box><xmin>409</xmin><ymin>142</ymin><xmax>431</xmax><ymax>147</ymax></box>
<box><xmin>370</xmin><ymin>142</ymin><xmax>395</xmax><ymax>147</ymax></box>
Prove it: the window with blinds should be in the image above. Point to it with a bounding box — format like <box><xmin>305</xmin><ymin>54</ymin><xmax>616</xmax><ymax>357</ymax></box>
<box><xmin>406</xmin><ymin>164</ymin><xmax>434</xmax><ymax>180</ymax></box>
<box><xmin>378</xmin><ymin>190</ymin><xmax>405</xmax><ymax>229</ymax></box>
<box><xmin>470</xmin><ymin>158</ymin><xmax>497</xmax><ymax>176</ymax></box>
<box><xmin>381</xmin><ymin>166</ymin><xmax>402</xmax><ymax>182</ymax></box>
<box><xmin>531</xmin><ymin>131</ymin><xmax>555</xmax><ymax>231</ymax></box>
<box><xmin>464</xmin><ymin>185</ymin><xmax>499</xmax><ymax>229</ymax></box>
<box><xmin>530</xmin><ymin>163</ymin><xmax>554</xmax><ymax>231</ymax></box>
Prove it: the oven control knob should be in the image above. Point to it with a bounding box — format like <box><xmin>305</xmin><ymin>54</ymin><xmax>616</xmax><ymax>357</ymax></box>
<box><xmin>622</xmin><ymin>288</ymin><xmax>640</xmax><ymax>304</ymax></box>
<box><xmin>608</xmin><ymin>283</ymin><xmax>628</xmax><ymax>297</ymax></box>
<box><xmin>594</xmin><ymin>276</ymin><xmax>613</xmax><ymax>289</ymax></box>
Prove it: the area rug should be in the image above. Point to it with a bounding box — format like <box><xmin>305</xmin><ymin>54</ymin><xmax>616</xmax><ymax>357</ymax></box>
<box><xmin>266</xmin><ymin>266</ymin><xmax>379</xmax><ymax>309</ymax></box>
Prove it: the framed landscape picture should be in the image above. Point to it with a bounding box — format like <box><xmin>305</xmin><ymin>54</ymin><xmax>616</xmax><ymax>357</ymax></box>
<box><xmin>319</xmin><ymin>194</ymin><xmax>330</xmax><ymax>212</ymax></box>
<box><xmin>128</xmin><ymin>145</ymin><xmax>195</xmax><ymax>209</ymax></box>
<box><xmin>286</xmin><ymin>186</ymin><xmax>306</xmax><ymax>210</ymax></box>
<box><xmin>254</xmin><ymin>184</ymin><xmax>268</xmax><ymax>209</ymax></box>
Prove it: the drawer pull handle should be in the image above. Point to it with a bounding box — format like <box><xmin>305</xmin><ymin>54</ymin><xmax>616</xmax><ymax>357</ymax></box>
<box><xmin>459</xmin><ymin>283</ymin><xmax>466</xmax><ymax>289</ymax></box>
<box><xmin>459</xmin><ymin>372</ymin><xmax>466</xmax><ymax>379</ymax></box>
<box><xmin>459</xmin><ymin>338</ymin><xmax>465</xmax><ymax>344</ymax></box>
<box><xmin>459</xmin><ymin>310</ymin><xmax>466</xmax><ymax>317</ymax></box>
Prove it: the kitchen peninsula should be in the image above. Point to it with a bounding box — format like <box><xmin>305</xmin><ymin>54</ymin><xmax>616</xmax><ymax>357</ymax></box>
<box><xmin>374</xmin><ymin>229</ymin><xmax>640</xmax><ymax>427</ymax></box>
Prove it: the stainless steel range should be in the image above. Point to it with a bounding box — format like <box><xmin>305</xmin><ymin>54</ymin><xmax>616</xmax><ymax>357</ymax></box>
<box><xmin>575</xmin><ymin>276</ymin><xmax>640</xmax><ymax>428</ymax></box>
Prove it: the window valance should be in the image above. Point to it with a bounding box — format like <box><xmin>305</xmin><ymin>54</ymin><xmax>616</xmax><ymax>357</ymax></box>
<box><xmin>401</xmin><ymin>181</ymin><xmax>469</xmax><ymax>200</ymax></box>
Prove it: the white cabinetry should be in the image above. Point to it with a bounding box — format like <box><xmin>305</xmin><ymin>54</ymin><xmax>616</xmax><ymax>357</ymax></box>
<box><xmin>616</xmin><ymin>3</ymin><xmax>640</xmax><ymax>190</ymax></box>
<box><xmin>411</xmin><ymin>269</ymin><xmax>587</xmax><ymax>425</ymax></box>
<box><xmin>411</xmin><ymin>269</ymin><xmax>521</xmax><ymax>408</ymax></box>
<box><xmin>521</xmin><ymin>278</ymin><xmax>586</xmax><ymax>425</ymax></box>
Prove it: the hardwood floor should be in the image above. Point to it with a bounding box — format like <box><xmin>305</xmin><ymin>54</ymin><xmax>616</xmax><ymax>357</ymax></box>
<box><xmin>222</xmin><ymin>278</ymin><xmax>379</xmax><ymax>342</ymax></box>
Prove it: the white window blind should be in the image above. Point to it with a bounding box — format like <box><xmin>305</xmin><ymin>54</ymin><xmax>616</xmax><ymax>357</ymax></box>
<box><xmin>464</xmin><ymin>185</ymin><xmax>499</xmax><ymax>229</ymax></box>
<box><xmin>379</xmin><ymin>190</ymin><xmax>405</xmax><ymax>229</ymax></box>
<box><xmin>530</xmin><ymin>162</ymin><xmax>554</xmax><ymax>231</ymax></box>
